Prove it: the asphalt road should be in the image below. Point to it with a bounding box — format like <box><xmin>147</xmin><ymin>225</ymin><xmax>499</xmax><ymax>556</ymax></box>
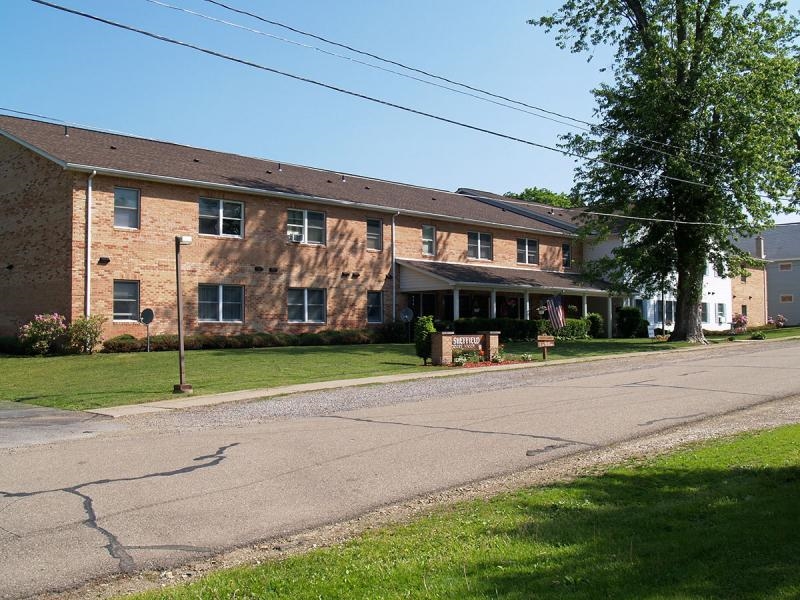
<box><xmin>1</xmin><ymin>341</ymin><xmax>799</xmax><ymax>599</ymax></box>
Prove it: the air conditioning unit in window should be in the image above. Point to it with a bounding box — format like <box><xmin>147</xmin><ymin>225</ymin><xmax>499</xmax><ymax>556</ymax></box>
<box><xmin>287</xmin><ymin>233</ymin><xmax>303</xmax><ymax>243</ymax></box>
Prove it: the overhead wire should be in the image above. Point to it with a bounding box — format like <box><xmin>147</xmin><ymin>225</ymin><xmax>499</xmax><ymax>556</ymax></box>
<box><xmin>199</xmin><ymin>0</ymin><xmax>728</xmax><ymax>165</ymax></box>
<box><xmin>28</xmin><ymin>0</ymin><xmax>717</xmax><ymax>195</ymax></box>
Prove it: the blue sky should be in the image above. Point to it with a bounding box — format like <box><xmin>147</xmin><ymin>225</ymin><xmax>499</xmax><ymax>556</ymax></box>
<box><xmin>1</xmin><ymin>0</ymin><xmax>798</xmax><ymax>222</ymax></box>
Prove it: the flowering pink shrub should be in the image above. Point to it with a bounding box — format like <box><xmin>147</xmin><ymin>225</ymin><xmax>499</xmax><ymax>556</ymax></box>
<box><xmin>17</xmin><ymin>313</ymin><xmax>67</xmax><ymax>355</ymax></box>
<box><xmin>731</xmin><ymin>313</ymin><xmax>748</xmax><ymax>333</ymax></box>
<box><xmin>774</xmin><ymin>314</ymin><xmax>787</xmax><ymax>328</ymax></box>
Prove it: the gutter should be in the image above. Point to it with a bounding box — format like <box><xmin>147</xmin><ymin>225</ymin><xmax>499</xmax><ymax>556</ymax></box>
<box><xmin>84</xmin><ymin>170</ymin><xmax>97</xmax><ymax>317</ymax></box>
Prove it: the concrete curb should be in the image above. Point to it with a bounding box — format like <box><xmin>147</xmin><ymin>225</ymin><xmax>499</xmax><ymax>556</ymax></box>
<box><xmin>84</xmin><ymin>339</ymin><xmax>774</xmax><ymax>419</ymax></box>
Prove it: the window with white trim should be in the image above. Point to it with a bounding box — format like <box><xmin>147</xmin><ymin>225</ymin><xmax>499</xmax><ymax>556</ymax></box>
<box><xmin>288</xmin><ymin>288</ymin><xmax>326</xmax><ymax>323</ymax></box>
<box><xmin>367</xmin><ymin>291</ymin><xmax>383</xmax><ymax>323</ymax></box>
<box><xmin>287</xmin><ymin>209</ymin><xmax>325</xmax><ymax>244</ymax></box>
<box><xmin>701</xmin><ymin>303</ymin><xmax>710</xmax><ymax>323</ymax></box>
<box><xmin>198</xmin><ymin>284</ymin><xmax>244</xmax><ymax>322</ymax></box>
<box><xmin>422</xmin><ymin>225</ymin><xmax>436</xmax><ymax>256</ymax></box>
<box><xmin>366</xmin><ymin>219</ymin><xmax>382</xmax><ymax>250</ymax></box>
<box><xmin>517</xmin><ymin>238</ymin><xmax>539</xmax><ymax>264</ymax></box>
<box><xmin>113</xmin><ymin>280</ymin><xmax>140</xmax><ymax>321</ymax></box>
<box><xmin>114</xmin><ymin>187</ymin><xmax>140</xmax><ymax>229</ymax></box>
<box><xmin>467</xmin><ymin>232</ymin><xmax>492</xmax><ymax>260</ymax></box>
<box><xmin>780</xmin><ymin>294</ymin><xmax>794</xmax><ymax>303</ymax></box>
<box><xmin>716</xmin><ymin>303</ymin><xmax>726</xmax><ymax>324</ymax></box>
<box><xmin>199</xmin><ymin>198</ymin><xmax>243</xmax><ymax>237</ymax></box>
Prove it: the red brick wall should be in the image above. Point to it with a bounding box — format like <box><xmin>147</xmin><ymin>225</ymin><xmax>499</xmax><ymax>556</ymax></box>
<box><xmin>78</xmin><ymin>176</ymin><xmax>394</xmax><ymax>337</ymax></box>
<box><xmin>0</xmin><ymin>138</ymin><xmax>74</xmax><ymax>335</ymax></box>
<box><xmin>393</xmin><ymin>215</ymin><xmax>577</xmax><ymax>271</ymax></box>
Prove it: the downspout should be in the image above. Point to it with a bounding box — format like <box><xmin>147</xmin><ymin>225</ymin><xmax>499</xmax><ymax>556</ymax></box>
<box><xmin>84</xmin><ymin>170</ymin><xmax>97</xmax><ymax>317</ymax></box>
<box><xmin>391</xmin><ymin>211</ymin><xmax>400</xmax><ymax>321</ymax></box>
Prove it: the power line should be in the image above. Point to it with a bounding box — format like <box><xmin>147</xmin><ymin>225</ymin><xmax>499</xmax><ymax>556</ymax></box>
<box><xmin>29</xmin><ymin>0</ymin><xmax>718</xmax><ymax>194</ymax></box>
<box><xmin>200</xmin><ymin>0</ymin><xmax>727</xmax><ymax>165</ymax></box>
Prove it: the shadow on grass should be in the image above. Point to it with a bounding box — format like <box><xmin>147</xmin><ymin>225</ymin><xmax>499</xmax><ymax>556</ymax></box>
<box><xmin>470</xmin><ymin>465</ymin><xmax>800</xmax><ymax>599</ymax></box>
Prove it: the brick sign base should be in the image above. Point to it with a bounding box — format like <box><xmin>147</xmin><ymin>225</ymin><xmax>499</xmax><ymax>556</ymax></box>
<box><xmin>431</xmin><ymin>331</ymin><xmax>501</xmax><ymax>366</ymax></box>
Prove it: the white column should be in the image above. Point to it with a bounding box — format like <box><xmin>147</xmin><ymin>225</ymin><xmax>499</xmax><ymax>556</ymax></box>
<box><xmin>490</xmin><ymin>290</ymin><xmax>497</xmax><ymax>319</ymax></box>
<box><xmin>524</xmin><ymin>292</ymin><xmax>531</xmax><ymax>320</ymax></box>
<box><xmin>453</xmin><ymin>287</ymin><xmax>460</xmax><ymax>320</ymax></box>
<box><xmin>607</xmin><ymin>296</ymin><xmax>613</xmax><ymax>338</ymax></box>
<box><xmin>582</xmin><ymin>294</ymin><xmax>588</xmax><ymax>317</ymax></box>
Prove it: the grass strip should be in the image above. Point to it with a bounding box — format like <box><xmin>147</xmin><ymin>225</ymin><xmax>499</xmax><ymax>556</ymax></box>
<box><xmin>126</xmin><ymin>424</ymin><xmax>800</xmax><ymax>599</ymax></box>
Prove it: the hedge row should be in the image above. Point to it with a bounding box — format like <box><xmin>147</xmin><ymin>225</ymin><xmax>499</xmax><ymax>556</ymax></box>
<box><xmin>101</xmin><ymin>323</ymin><xmax>408</xmax><ymax>353</ymax></box>
<box><xmin>449</xmin><ymin>317</ymin><xmax>591</xmax><ymax>341</ymax></box>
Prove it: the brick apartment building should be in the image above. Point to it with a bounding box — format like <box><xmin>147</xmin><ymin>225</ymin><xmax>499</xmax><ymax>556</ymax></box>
<box><xmin>0</xmin><ymin>115</ymin><xmax>620</xmax><ymax>339</ymax></box>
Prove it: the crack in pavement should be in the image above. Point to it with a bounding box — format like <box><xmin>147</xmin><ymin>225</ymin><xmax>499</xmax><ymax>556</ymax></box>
<box><xmin>325</xmin><ymin>415</ymin><xmax>594</xmax><ymax>448</ymax></box>
<box><xmin>526</xmin><ymin>442</ymin><xmax>576</xmax><ymax>456</ymax></box>
<box><xmin>0</xmin><ymin>443</ymin><xmax>238</xmax><ymax>571</ymax></box>
<box><xmin>639</xmin><ymin>413</ymin><xmax>706</xmax><ymax>426</ymax></box>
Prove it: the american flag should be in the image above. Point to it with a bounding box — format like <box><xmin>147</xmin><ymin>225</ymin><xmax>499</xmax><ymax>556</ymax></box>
<box><xmin>546</xmin><ymin>295</ymin><xmax>566</xmax><ymax>330</ymax></box>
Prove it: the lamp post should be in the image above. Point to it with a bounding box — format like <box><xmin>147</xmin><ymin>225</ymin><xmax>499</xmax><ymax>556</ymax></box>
<box><xmin>174</xmin><ymin>235</ymin><xmax>193</xmax><ymax>393</ymax></box>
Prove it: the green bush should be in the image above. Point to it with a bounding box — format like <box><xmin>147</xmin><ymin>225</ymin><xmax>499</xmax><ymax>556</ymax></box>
<box><xmin>538</xmin><ymin>318</ymin><xmax>590</xmax><ymax>340</ymax></box>
<box><xmin>414</xmin><ymin>316</ymin><xmax>437</xmax><ymax>365</ymax></box>
<box><xmin>453</xmin><ymin>317</ymin><xmax>539</xmax><ymax>342</ymax></box>
<box><xmin>102</xmin><ymin>334</ymin><xmax>145</xmax><ymax>353</ymax></box>
<box><xmin>585</xmin><ymin>312</ymin><xmax>605</xmax><ymax>338</ymax></box>
<box><xmin>617</xmin><ymin>306</ymin><xmax>643</xmax><ymax>338</ymax></box>
<box><xmin>377</xmin><ymin>321</ymin><xmax>408</xmax><ymax>343</ymax></box>
<box><xmin>750</xmin><ymin>331</ymin><xmax>767</xmax><ymax>340</ymax></box>
<box><xmin>0</xmin><ymin>335</ymin><xmax>24</xmax><ymax>355</ymax></box>
<box><xmin>636</xmin><ymin>319</ymin><xmax>651</xmax><ymax>338</ymax></box>
<box><xmin>66</xmin><ymin>315</ymin><xmax>107</xmax><ymax>354</ymax></box>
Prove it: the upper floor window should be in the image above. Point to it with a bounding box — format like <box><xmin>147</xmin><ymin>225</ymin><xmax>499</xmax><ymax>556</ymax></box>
<box><xmin>701</xmin><ymin>302</ymin><xmax>710</xmax><ymax>323</ymax></box>
<box><xmin>467</xmin><ymin>232</ymin><xmax>492</xmax><ymax>260</ymax></box>
<box><xmin>199</xmin><ymin>198</ymin><xmax>243</xmax><ymax>237</ymax></box>
<box><xmin>113</xmin><ymin>280</ymin><xmax>139</xmax><ymax>321</ymax></box>
<box><xmin>198</xmin><ymin>284</ymin><xmax>244</xmax><ymax>322</ymax></box>
<box><xmin>288</xmin><ymin>288</ymin><xmax>326</xmax><ymax>323</ymax></box>
<box><xmin>287</xmin><ymin>209</ymin><xmax>325</xmax><ymax>244</ymax></box>
<box><xmin>517</xmin><ymin>238</ymin><xmax>539</xmax><ymax>264</ymax></box>
<box><xmin>422</xmin><ymin>225</ymin><xmax>436</xmax><ymax>256</ymax></box>
<box><xmin>366</xmin><ymin>219</ymin><xmax>383</xmax><ymax>250</ymax></box>
<box><xmin>114</xmin><ymin>187</ymin><xmax>140</xmax><ymax>229</ymax></box>
<box><xmin>562</xmin><ymin>243</ymin><xmax>572</xmax><ymax>268</ymax></box>
<box><xmin>779</xmin><ymin>262</ymin><xmax>792</xmax><ymax>271</ymax></box>
<box><xmin>780</xmin><ymin>294</ymin><xmax>794</xmax><ymax>303</ymax></box>
<box><xmin>367</xmin><ymin>291</ymin><xmax>383</xmax><ymax>323</ymax></box>
<box><xmin>740</xmin><ymin>274</ymin><xmax>748</xmax><ymax>283</ymax></box>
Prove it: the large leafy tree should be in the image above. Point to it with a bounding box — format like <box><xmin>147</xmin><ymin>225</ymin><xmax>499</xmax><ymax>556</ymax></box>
<box><xmin>504</xmin><ymin>186</ymin><xmax>582</xmax><ymax>208</ymax></box>
<box><xmin>533</xmin><ymin>0</ymin><xmax>800</xmax><ymax>342</ymax></box>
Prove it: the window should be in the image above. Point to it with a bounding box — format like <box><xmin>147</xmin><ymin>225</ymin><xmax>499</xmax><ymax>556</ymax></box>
<box><xmin>367</xmin><ymin>291</ymin><xmax>383</xmax><ymax>323</ymax></box>
<box><xmin>741</xmin><ymin>305</ymin><xmax>748</xmax><ymax>317</ymax></box>
<box><xmin>114</xmin><ymin>187</ymin><xmax>140</xmax><ymax>229</ymax></box>
<box><xmin>422</xmin><ymin>225</ymin><xmax>436</xmax><ymax>256</ymax></box>
<box><xmin>467</xmin><ymin>232</ymin><xmax>492</xmax><ymax>260</ymax></box>
<box><xmin>199</xmin><ymin>198</ymin><xmax>243</xmax><ymax>237</ymax></box>
<box><xmin>780</xmin><ymin>294</ymin><xmax>794</xmax><ymax>303</ymax></box>
<box><xmin>288</xmin><ymin>288</ymin><xmax>326</xmax><ymax>323</ymax></box>
<box><xmin>779</xmin><ymin>263</ymin><xmax>792</xmax><ymax>271</ymax></box>
<box><xmin>287</xmin><ymin>209</ymin><xmax>325</xmax><ymax>244</ymax></box>
<box><xmin>716</xmin><ymin>303</ymin><xmax>726</xmax><ymax>324</ymax></box>
<box><xmin>655</xmin><ymin>300</ymin><xmax>675</xmax><ymax>324</ymax></box>
<box><xmin>562</xmin><ymin>243</ymin><xmax>572</xmax><ymax>268</ymax></box>
<box><xmin>366</xmin><ymin>219</ymin><xmax>382</xmax><ymax>250</ymax></box>
<box><xmin>517</xmin><ymin>238</ymin><xmax>539</xmax><ymax>264</ymax></box>
<box><xmin>198</xmin><ymin>285</ymin><xmax>243</xmax><ymax>322</ymax></box>
<box><xmin>740</xmin><ymin>274</ymin><xmax>748</xmax><ymax>283</ymax></box>
<box><xmin>701</xmin><ymin>303</ymin><xmax>710</xmax><ymax>323</ymax></box>
<box><xmin>113</xmin><ymin>280</ymin><xmax>139</xmax><ymax>321</ymax></box>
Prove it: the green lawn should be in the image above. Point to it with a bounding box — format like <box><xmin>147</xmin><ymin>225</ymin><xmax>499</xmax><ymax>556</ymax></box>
<box><xmin>126</xmin><ymin>424</ymin><xmax>800</xmax><ymax>599</ymax></box>
<box><xmin>2</xmin><ymin>329</ymin><xmax>796</xmax><ymax>411</ymax></box>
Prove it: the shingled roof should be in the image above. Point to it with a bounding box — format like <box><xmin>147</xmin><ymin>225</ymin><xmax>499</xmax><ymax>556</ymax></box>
<box><xmin>397</xmin><ymin>259</ymin><xmax>609</xmax><ymax>293</ymax></box>
<box><xmin>0</xmin><ymin>115</ymin><xmax>573</xmax><ymax>236</ymax></box>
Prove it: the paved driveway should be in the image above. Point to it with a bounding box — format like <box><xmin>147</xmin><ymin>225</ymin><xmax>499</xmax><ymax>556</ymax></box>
<box><xmin>1</xmin><ymin>341</ymin><xmax>799</xmax><ymax>599</ymax></box>
<box><xmin>0</xmin><ymin>402</ymin><xmax>122</xmax><ymax>449</ymax></box>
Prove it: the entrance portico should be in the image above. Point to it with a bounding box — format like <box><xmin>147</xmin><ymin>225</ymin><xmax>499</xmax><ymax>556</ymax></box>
<box><xmin>398</xmin><ymin>259</ymin><xmax>620</xmax><ymax>337</ymax></box>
